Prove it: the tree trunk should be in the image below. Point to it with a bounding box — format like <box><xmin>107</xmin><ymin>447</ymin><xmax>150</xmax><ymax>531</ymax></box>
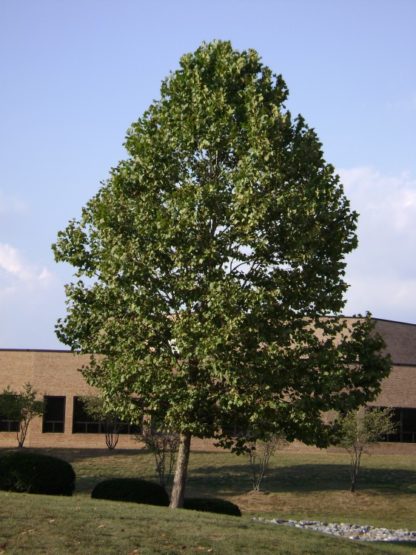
<box><xmin>169</xmin><ymin>432</ymin><xmax>191</xmax><ymax>509</ymax></box>
<box><xmin>350</xmin><ymin>449</ymin><xmax>361</xmax><ymax>493</ymax></box>
<box><xmin>17</xmin><ymin>420</ymin><xmax>28</xmax><ymax>448</ymax></box>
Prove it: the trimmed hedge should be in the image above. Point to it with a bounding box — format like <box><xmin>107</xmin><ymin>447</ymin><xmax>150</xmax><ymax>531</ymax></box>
<box><xmin>183</xmin><ymin>497</ymin><xmax>242</xmax><ymax>516</ymax></box>
<box><xmin>91</xmin><ymin>478</ymin><xmax>169</xmax><ymax>506</ymax></box>
<box><xmin>0</xmin><ymin>451</ymin><xmax>75</xmax><ymax>496</ymax></box>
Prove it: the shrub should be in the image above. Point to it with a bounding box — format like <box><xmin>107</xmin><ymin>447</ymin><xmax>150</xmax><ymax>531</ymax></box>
<box><xmin>183</xmin><ymin>497</ymin><xmax>241</xmax><ymax>516</ymax></box>
<box><xmin>0</xmin><ymin>383</ymin><xmax>43</xmax><ymax>447</ymax></box>
<box><xmin>247</xmin><ymin>434</ymin><xmax>287</xmax><ymax>491</ymax></box>
<box><xmin>91</xmin><ymin>478</ymin><xmax>169</xmax><ymax>506</ymax></box>
<box><xmin>0</xmin><ymin>451</ymin><xmax>75</xmax><ymax>496</ymax></box>
<box><xmin>138</xmin><ymin>423</ymin><xmax>179</xmax><ymax>488</ymax></box>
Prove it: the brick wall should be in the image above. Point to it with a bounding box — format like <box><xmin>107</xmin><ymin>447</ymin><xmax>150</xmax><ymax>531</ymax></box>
<box><xmin>1</xmin><ymin>319</ymin><xmax>416</xmax><ymax>451</ymax></box>
<box><xmin>0</xmin><ymin>350</ymin><xmax>138</xmax><ymax>449</ymax></box>
<box><xmin>369</xmin><ymin>365</ymin><xmax>416</xmax><ymax>409</ymax></box>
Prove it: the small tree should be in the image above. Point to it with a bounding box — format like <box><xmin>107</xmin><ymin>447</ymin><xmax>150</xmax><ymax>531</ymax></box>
<box><xmin>0</xmin><ymin>383</ymin><xmax>43</xmax><ymax>447</ymax></box>
<box><xmin>247</xmin><ymin>434</ymin><xmax>287</xmax><ymax>491</ymax></box>
<box><xmin>336</xmin><ymin>407</ymin><xmax>396</xmax><ymax>492</ymax></box>
<box><xmin>81</xmin><ymin>396</ymin><xmax>121</xmax><ymax>449</ymax></box>
<box><xmin>139</xmin><ymin>422</ymin><xmax>180</xmax><ymax>488</ymax></box>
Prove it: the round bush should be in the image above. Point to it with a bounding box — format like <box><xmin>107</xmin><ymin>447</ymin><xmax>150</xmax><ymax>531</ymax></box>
<box><xmin>183</xmin><ymin>497</ymin><xmax>241</xmax><ymax>516</ymax></box>
<box><xmin>91</xmin><ymin>478</ymin><xmax>169</xmax><ymax>506</ymax></box>
<box><xmin>0</xmin><ymin>451</ymin><xmax>75</xmax><ymax>496</ymax></box>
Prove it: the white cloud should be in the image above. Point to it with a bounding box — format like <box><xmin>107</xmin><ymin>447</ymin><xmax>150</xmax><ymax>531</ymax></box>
<box><xmin>0</xmin><ymin>243</ymin><xmax>62</xmax><ymax>348</ymax></box>
<box><xmin>340</xmin><ymin>167</ymin><xmax>416</xmax><ymax>322</ymax></box>
<box><xmin>0</xmin><ymin>243</ymin><xmax>53</xmax><ymax>286</ymax></box>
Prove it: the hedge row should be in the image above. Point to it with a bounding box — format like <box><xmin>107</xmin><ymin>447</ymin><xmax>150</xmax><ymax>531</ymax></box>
<box><xmin>91</xmin><ymin>478</ymin><xmax>169</xmax><ymax>506</ymax></box>
<box><xmin>0</xmin><ymin>451</ymin><xmax>75</xmax><ymax>495</ymax></box>
<box><xmin>91</xmin><ymin>478</ymin><xmax>241</xmax><ymax>516</ymax></box>
<box><xmin>0</xmin><ymin>453</ymin><xmax>241</xmax><ymax>516</ymax></box>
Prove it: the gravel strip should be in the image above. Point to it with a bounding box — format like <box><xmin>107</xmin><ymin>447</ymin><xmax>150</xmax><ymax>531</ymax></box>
<box><xmin>253</xmin><ymin>517</ymin><xmax>416</xmax><ymax>542</ymax></box>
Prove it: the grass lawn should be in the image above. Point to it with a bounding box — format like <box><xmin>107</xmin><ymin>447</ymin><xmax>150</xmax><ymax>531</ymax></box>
<box><xmin>1</xmin><ymin>446</ymin><xmax>416</xmax><ymax>553</ymax></box>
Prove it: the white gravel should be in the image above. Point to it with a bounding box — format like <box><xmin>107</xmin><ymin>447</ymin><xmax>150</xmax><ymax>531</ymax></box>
<box><xmin>253</xmin><ymin>517</ymin><xmax>416</xmax><ymax>542</ymax></box>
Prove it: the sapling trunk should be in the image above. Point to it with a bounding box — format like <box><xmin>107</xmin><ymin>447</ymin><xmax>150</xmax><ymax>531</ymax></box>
<box><xmin>17</xmin><ymin>420</ymin><xmax>29</xmax><ymax>448</ymax></box>
<box><xmin>169</xmin><ymin>432</ymin><xmax>191</xmax><ymax>508</ymax></box>
<box><xmin>350</xmin><ymin>449</ymin><xmax>362</xmax><ymax>493</ymax></box>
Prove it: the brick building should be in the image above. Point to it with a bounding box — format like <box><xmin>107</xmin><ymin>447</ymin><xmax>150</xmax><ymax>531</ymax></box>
<box><xmin>0</xmin><ymin>318</ymin><xmax>415</xmax><ymax>449</ymax></box>
<box><xmin>0</xmin><ymin>350</ymin><xmax>138</xmax><ymax>448</ymax></box>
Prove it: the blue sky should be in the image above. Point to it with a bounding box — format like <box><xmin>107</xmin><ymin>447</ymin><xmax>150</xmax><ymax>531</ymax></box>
<box><xmin>1</xmin><ymin>0</ymin><xmax>415</xmax><ymax>348</ymax></box>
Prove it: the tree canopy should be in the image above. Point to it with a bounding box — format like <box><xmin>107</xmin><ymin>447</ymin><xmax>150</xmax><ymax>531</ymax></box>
<box><xmin>53</xmin><ymin>41</ymin><xmax>391</xmax><ymax>507</ymax></box>
<box><xmin>336</xmin><ymin>407</ymin><xmax>396</xmax><ymax>492</ymax></box>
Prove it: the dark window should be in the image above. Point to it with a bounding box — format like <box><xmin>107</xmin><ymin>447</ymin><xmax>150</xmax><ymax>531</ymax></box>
<box><xmin>379</xmin><ymin>407</ymin><xmax>416</xmax><ymax>443</ymax></box>
<box><xmin>72</xmin><ymin>397</ymin><xmax>102</xmax><ymax>434</ymax></box>
<box><xmin>0</xmin><ymin>393</ymin><xmax>19</xmax><ymax>432</ymax></box>
<box><xmin>42</xmin><ymin>396</ymin><xmax>65</xmax><ymax>433</ymax></box>
<box><xmin>118</xmin><ymin>421</ymin><xmax>141</xmax><ymax>435</ymax></box>
<box><xmin>401</xmin><ymin>408</ymin><xmax>416</xmax><ymax>442</ymax></box>
<box><xmin>0</xmin><ymin>420</ymin><xmax>19</xmax><ymax>432</ymax></box>
<box><xmin>72</xmin><ymin>396</ymin><xmax>141</xmax><ymax>435</ymax></box>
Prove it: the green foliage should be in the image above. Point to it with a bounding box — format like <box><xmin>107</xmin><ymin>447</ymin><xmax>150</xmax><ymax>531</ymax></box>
<box><xmin>91</xmin><ymin>478</ymin><xmax>169</xmax><ymax>506</ymax></box>
<box><xmin>80</xmin><ymin>395</ymin><xmax>120</xmax><ymax>449</ymax></box>
<box><xmin>53</xmin><ymin>39</ymin><xmax>390</xmax><ymax>448</ymax></box>
<box><xmin>183</xmin><ymin>497</ymin><xmax>242</xmax><ymax>516</ymax></box>
<box><xmin>53</xmin><ymin>40</ymin><xmax>391</xmax><ymax>504</ymax></box>
<box><xmin>337</xmin><ymin>408</ymin><xmax>396</xmax><ymax>450</ymax></box>
<box><xmin>0</xmin><ymin>451</ymin><xmax>75</xmax><ymax>495</ymax></box>
<box><xmin>0</xmin><ymin>383</ymin><xmax>44</xmax><ymax>447</ymax></box>
<box><xmin>80</xmin><ymin>395</ymin><xmax>107</xmax><ymax>421</ymax></box>
<box><xmin>335</xmin><ymin>407</ymin><xmax>396</xmax><ymax>492</ymax></box>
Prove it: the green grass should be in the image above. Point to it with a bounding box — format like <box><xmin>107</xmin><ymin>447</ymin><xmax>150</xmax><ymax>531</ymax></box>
<box><xmin>0</xmin><ymin>491</ymin><xmax>415</xmax><ymax>554</ymax></box>
<box><xmin>1</xmin><ymin>447</ymin><xmax>416</xmax><ymax>553</ymax></box>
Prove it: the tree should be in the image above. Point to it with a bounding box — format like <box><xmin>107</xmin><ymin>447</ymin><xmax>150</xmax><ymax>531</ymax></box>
<box><xmin>80</xmin><ymin>395</ymin><xmax>121</xmax><ymax>449</ymax></box>
<box><xmin>335</xmin><ymin>407</ymin><xmax>396</xmax><ymax>492</ymax></box>
<box><xmin>53</xmin><ymin>41</ymin><xmax>391</xmax><ymax>508</ymax></box>
<box><xmin>139</xmin><ymin>422</ymin><xmax>179</xmax><ymax>488</ymax></box>
<box><xmin>247</xmin><ymin>434</ymin><xmax>287</xmax><ymax>491</ymax></box>
<box><xmin>0</xmin><ymin>383</ymin><xmax>43</xmax><ymax>447</ymax></box>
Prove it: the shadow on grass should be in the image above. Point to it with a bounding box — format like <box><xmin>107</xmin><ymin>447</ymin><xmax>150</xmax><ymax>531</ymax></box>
<box><xmin>42</xmin><ymin>447</ymin><xmax>147</xmax><ymax>463</ymax></box>
<box><xmin>3</xmin><ymin>448</ymin><xmax>416</xmax><ymax>498</ymax></box>
<box><xmin>187</xmin><ymin>464</ymin><xmax>416</xmax><ymax>496</ymax></box>
<box><xmin>0</xmin><ymin>447</ymin><xmax>147</xmax><ymax>462</ymax></box>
